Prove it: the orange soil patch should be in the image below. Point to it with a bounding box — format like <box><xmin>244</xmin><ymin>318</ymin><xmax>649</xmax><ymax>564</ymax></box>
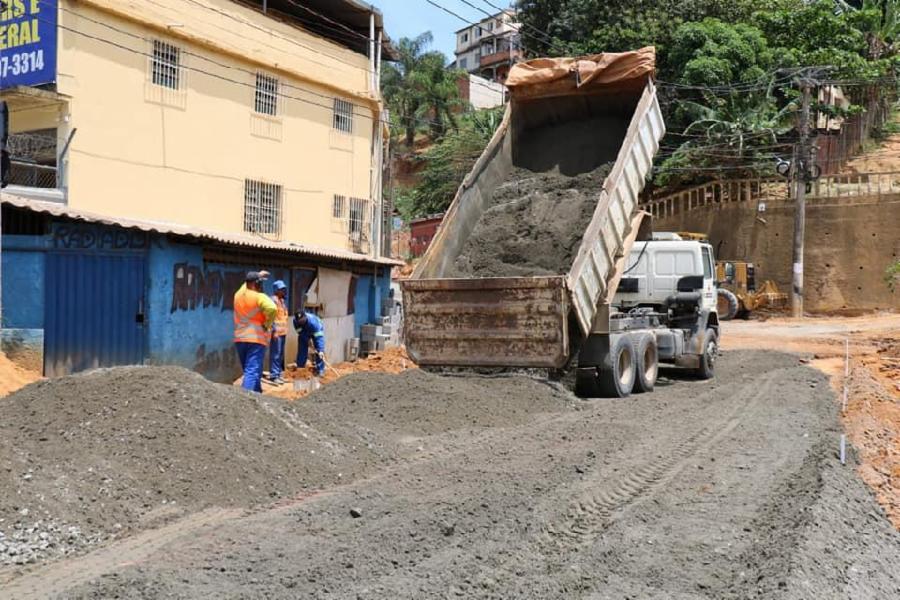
<box><xmin>0</xmin><ymin>352</ymin><xmax>41</xmax><ymax>397</ymax></box>
<box><xmin>723</xmin><ymin>313</ymin><xmax>900</xmax><ymax>529</ymax></box>
<box><xmin>264</xmin><ymin>346</ymin><xmax>417</xmax><ymax>401</ymax></box>
<box><xmin>845</xmin><ymin>113</ymin><xmax>900</xmax><ymax>174</ymax></box>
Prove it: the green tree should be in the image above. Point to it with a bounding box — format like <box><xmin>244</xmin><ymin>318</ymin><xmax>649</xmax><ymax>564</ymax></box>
<box><xmin>657</xmin><ymin>86</ymin><xmax>796</xmax><ymax>186</ymax></box>
<box><xmin>668</xmin><ymin>18</ymin><xmax>774</xmax><ymax>86</ymax></box>
<box><xmin>755</xmin><ymin>0</ymin><xmax>889</xmax><ymax>79</ymax></box>
<box><xmin>394</xmin><ymin>108</ymin><xmax>503</xmax><ymax>220</ymax></box>
<box><xmin>516</xmin><ymin>0</ymin><xmax>800</xmax><ymax>78</ymax></box>
<box><xmin>381</xmin><ymin>33</ymin><xmax>463</xmax><ymax>147</ymax></box>
<box><xmin>836</xmin><ymin>1</ymin><xmax>900</xmax><ymax>59</ymax></box>
<box><xmin>416</xmin><ymin>53</ymin><xmax>465</xmax><ymax>140</ymax></box>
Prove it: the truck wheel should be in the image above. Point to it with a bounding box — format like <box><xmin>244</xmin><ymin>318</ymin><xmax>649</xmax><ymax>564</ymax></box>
<box><xmin>575</xmin><ymin>337</ymin><xmax>636</xmax><ymax>398</ymax></box>
<box><xmin>632</xmin><ymin>333</ymin><xmax>658</xmax><ymax>393</ymax></box>
<box><xmin>717</xmin><ymin>289</ymin><xmax>739</xmax><ymax>320</ymax></box>
<box><xmin>695</xmin><ymin>328</ymin><xmax>718</xmax><ymax>380</ymax></box>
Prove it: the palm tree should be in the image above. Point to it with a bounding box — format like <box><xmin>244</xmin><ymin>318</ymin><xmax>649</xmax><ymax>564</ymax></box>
<box><xmin>382</xmin><ymin>33</ymin><xmax>465</xmax><ymax>146</ymax></box>
<box><xmin>382</xmin><ymin>33</ymin><xmax>433</xmax><ymax>147</ymax></box>
<box><xmin>416</xmin><ymin>53</ymin><xmax>465</xmax><ymax>140</ymax></box>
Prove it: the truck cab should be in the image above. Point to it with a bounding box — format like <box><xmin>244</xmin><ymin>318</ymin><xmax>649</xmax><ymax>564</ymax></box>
<box><xmin>614</xmin><ymin>236</ymin><xmax>718</xmax><ymax>314</ymax></box>
<box><xmin>571</xmin><ymin>234</ymin><xmax>721</xmax><ymax>398</ymax></box>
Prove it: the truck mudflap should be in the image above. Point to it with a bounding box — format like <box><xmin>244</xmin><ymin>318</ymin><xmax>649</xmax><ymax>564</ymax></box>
<box><xmin>401</xmin><ymin>277</ymin><xmax>570</xmax><ymax>368</ymax></box>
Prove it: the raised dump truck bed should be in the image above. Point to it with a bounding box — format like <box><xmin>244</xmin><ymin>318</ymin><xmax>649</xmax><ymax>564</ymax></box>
<box><xmin>403</xmin><ymin>51</ymin><xmax>664</xmax><ymax>370</ymax></box>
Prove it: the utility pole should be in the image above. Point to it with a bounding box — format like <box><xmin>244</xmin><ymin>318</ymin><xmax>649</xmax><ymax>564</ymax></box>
<box><xmin>791</xmin><ymin>79</ymin><xmax>814</xmax><ymax>319</ymax></box>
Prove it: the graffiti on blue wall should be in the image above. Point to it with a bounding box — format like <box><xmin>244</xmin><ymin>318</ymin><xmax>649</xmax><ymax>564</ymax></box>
<box><xmin>170</xmin><ymin>263</ymin><xmax>289</xmax><ymax>313</ymax></box>
<box><xmin>193</xmin><ymin>343</ymin><xmax>239</xmax><ymax>377</ymax></box>
<box><xmin>170</xmin><ymin>263</ymin><xmax>246</xmax><ymax>313</ymax></box>
<box><xmin>51</xmin><ymin>223</ymin><xmax>160</xmax><ymax>251</ymax></box>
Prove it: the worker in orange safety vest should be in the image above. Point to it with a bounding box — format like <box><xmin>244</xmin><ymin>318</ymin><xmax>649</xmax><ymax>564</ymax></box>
<box><xmin>267</xmin><ymin>280</ymin><xmax>289</xmax><ymax>385</ymax></box>
<box><xmin>234</xmin><ymin>270</ymin><xmax>277</xmax><ymax>393</ymax></box>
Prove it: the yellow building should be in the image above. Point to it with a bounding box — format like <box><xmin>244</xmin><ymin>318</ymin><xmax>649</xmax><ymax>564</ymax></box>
<box><xmin>2</xmin><ymin>0</ymin><xmax>395</xmax><ymax>258</ymax></box>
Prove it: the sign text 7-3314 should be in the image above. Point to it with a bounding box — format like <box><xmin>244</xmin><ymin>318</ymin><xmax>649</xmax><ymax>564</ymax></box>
<box><xmin>0</xmin><ymin>0</ymin><xmax>57</xmax><ymax>89</ymax></box>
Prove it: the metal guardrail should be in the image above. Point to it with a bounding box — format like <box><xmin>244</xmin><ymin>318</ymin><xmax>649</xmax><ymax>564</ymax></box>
<box><xmin>643</xmin><ymin>171</ymin><xmax>900</xmax><ymax>219</ymax></box>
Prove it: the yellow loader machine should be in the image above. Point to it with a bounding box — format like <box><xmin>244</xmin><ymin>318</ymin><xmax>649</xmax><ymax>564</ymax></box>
<box><xmin>677</xmin><ymin>233</ymin><xmax>787</xmax><ymax>320</ymax></box>
<box><xmin>715</xmin><ymin>261</ymin><xmax>788</xmax><ymax>320</ymax></box>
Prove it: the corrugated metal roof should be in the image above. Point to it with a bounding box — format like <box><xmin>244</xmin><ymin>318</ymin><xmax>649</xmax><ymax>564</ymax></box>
<box><xmin>1</xmin><ymin>193</ymin><xmax>403</xmax><ymax>267</ymax></box>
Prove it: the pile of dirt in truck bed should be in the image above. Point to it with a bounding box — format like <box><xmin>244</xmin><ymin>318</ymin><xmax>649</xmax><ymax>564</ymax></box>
<box><xmin>449</xmin><ymin>163</ymin><xmax>612</xmax><ymax>278</ymax></box>
<box><xmin>0</xmin><ymin>366</ymin><xmax>574</xmax><ymax>567</ymax></box>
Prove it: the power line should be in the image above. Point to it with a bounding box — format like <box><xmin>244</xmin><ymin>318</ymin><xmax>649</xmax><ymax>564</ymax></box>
<box><xmin>457</xmin><ymin>0</ymin><xmax>559</xmax><ymax>51</ymax></box>
<box><xmin>277</xmin><ymin>0</ymin><xmax>370</xmax><ymax>42</ymax></box>
<box><xmin>60</xmin><ymin>5</ymin><xmax>361</xmax><ymax>107</ymax></box>
<box><xmin>158</xmin><ymin>0</ymin><xmax>504</xmax><ymax>126</ymax></box>
<box><xmin>423</xmin><ymin>0</ymin><xmax>553</xmax><ymax>59</ymax></box>
<box><xmin>171</xmin><ymin>0</ymin><xmax>368</xmax><ymax>72</ymax></box>
<box><xmin>39</xmin><ymin>10</ymin><xmax>475</xmax><ymax>135</ymax></box>
<box><xmin>477</xmin><ymin>0</ymin><xmax>562</xmax><ymax>51</ymax></box>
<box><xmin>35</xmin><ymin>13</ymin><xmax>374</xmax><ymax>120</ymax></box>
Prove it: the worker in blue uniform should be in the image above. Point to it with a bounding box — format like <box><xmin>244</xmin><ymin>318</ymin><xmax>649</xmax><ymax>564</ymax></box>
<box><xmin>293</xmin><ymin>309</ymin><xmax>326</xmax><ymax>377</ymax></box>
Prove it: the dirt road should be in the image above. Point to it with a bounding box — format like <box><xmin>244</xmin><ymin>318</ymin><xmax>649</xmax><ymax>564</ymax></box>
<box><xmin>724</xmin><ymin>314</ymin><xmax>900</xmax><ymax>528</ymax></box>
<box><xmin>3</xmin><ymin>350</ymin><xmax>898</xmax><ymax>599</ymax></box>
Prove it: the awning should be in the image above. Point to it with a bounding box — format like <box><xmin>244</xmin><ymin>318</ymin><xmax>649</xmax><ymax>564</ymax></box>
<box><xmin>1</xmin><ymin>193</ymin><xmax>403</xmax><ymax>267</ymax></box>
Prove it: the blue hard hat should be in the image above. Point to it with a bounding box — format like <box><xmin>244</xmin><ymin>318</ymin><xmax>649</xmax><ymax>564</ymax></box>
<box><xmin>273</xmin><ymin>280</ymin><xmax>287</xmax><ymax>291</ymax></box>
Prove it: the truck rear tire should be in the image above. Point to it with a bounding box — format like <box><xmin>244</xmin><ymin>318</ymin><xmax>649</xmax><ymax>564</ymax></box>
<box><xmin>717</xmin><ymin>289</ymin><xmax>739</xmax><ymax>320</ymax></box>
<box><xmin>695</xmin><ymin>328</ymin><xmax>718</xmax><ymax>380</ymax></box>
<box><xmin>575</xmin><ymin>337</ymin><xmax>636</xmax><ymax>398</ymax></box>
<box><xmin>632</xmin><ymin>333</ymin><xmax>658</xmax><ymax>393</ymax></box>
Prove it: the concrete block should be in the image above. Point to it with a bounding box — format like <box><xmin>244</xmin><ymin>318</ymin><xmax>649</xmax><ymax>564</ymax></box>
<box><xmin>345</xmin><ymin>338</ymin><xmax>360</xmax><ymax>362</ymax></box>
<box><xmin>361</xmin><ymin>324</ymin><xmax>383</xmax><ymax>341</ymax></box>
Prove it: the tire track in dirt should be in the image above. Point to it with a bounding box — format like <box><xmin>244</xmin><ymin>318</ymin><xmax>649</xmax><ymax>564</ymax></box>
<box><xmin>0</xmin><ymin>507</ymin><xmax>242</xmax><ymax>600</ymax></box>
<box><xmin>0</xmin><ymin>401</ymin><xmax>583</xmax><ymax>599</ymax></box>
<box><xmin>541</xmin><ymin>372</ymin><xmax>778</xmax><ymax>551</ymax></box>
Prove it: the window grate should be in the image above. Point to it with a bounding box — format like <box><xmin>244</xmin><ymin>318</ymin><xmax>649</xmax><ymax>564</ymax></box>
<box><xmin>152</xmin><ymin>40</ymin><xmax>181</xmax><ymax>90</ymax></box>
<box><xmin>347</xmin><ymin>197</ymin><xmax>370</xmax><ymax>253</ymax></box>
<box><xmin>243</xmin><ymin>180</ymin><xmax>283</xmax><ymax>236</ymax></box>
<box><xmin>332</xmin><ymin>194</ymin><xmax>346</xmax><ymax>219</ymax></box>
<box><xmin>255</xmin><ymin>72</ymin><xmax>279</xmax><ymax>116</ymax></box>
<box><xmin>333</xmin><ymin>98</ymin><xmax>353</xmax><ymax>134</ymax></box>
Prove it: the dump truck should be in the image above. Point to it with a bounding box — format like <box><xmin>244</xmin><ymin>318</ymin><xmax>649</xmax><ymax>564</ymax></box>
<box><xmin>401</xmin><ymin>49</ymin><xmax>720</xmax><ymax>397</ymax></box>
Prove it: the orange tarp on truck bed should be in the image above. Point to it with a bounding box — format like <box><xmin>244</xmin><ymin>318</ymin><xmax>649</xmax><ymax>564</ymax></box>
<box><xmin>506</xmin><ymin>47</ymin><xmax>656</xmax><ymax>100</ymax></box>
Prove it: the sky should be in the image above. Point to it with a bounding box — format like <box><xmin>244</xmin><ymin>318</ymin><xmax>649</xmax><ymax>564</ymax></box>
<box><xmin>372</xmin><ymin>0</ymin><xmax>514</xmax><ymax>61</ymax></box>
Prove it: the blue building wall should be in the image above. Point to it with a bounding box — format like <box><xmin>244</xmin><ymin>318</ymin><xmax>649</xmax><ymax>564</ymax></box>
<box><xmin>2</xmin><ymin>218</ymin><xmax>390</xmax><ymax>381</ymax></box>
<box><xmin>145</xmin><ymin>238</ymin><xmax>294</xmax><ymax>383</ymax></box>
<box><xmin>0</xmin><ymin>235</ymin><xmax>47</xmax><ymax>371</ymax></box>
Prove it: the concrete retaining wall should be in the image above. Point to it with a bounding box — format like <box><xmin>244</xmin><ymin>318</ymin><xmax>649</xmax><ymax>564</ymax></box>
<box><xmin>652</xmin><ymin>193</ymin><xmax>900</xmax><ymax>313</ymax></box>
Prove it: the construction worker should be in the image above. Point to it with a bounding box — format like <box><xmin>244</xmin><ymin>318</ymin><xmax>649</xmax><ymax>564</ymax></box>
<box><xmin>293</xmin><ymin>309</ymin><xmax>326</xmax><ymax>377</ymax></box>
<box><xmin>268</xmin><ymin>280</ymin><xmax>289</xmax><ymax>385</ymax></box>
<box><xmin>233</xmin><ymin>271</ymin><xmax>277</xmax><ymax>393</ymax></box>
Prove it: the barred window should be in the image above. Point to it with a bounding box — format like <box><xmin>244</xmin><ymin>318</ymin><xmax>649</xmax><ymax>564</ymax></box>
<box><xmin>255</xmin><ymin>73</ymin><xmax>279</xmax><ymax>116</ymax></box>
<box><xmin>333</xmin><ymin>98</ymin><xmax>353</xmax><ymax>134</ymax></box>
<box><xmin>349</xmin><ymin>197</ymin><xmax>368</xmax><ymax>234</ymax></box>
<box><xmin>332</xmin><ymin>194</ymin><xmax>346</xmax><ymax>219</ymax></box>
<box><xmin>243</xmin><ymin>180</ymin><xmax>282</xmax><ymax>236</ymax></box>
<box><xmin>152</xmin><ymin>40</ymin><xmax>181</xmax><ymax>90</ymax></box>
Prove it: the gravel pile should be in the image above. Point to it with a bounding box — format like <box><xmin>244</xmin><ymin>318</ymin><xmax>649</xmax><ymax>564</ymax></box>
<box><xmin>0</xmin><ymin>366</ymin><xmax>379</xmax><ymax>561</ymax></box>
<box><xmin>0</xmin><ymin>366</ymin><xmax>575</xmax><ymax>565</ymax></box>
